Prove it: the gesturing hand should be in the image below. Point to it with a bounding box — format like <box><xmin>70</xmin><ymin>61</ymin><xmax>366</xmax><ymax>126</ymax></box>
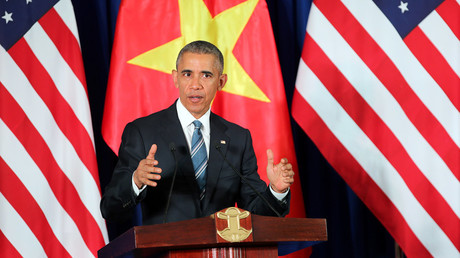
<box><xmin>133</xmin><ymin>144</ymin><xmax>162</xmax><ymax>189</ymax></box>
<box><xmin>266</xmin><ymin>149</ymin><xmax>294</xmax><ymax>193</ymax></box>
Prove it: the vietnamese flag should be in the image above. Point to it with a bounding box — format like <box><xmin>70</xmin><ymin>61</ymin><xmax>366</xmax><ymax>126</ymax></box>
<box><xmin>103</xmin><ymin>0</ymin><xmax>307</xmax><ymax>255</ymax></box>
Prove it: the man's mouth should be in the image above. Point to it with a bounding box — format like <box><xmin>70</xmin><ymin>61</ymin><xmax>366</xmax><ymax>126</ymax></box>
<box><xmin>188</xmin><ymin>95</ymin><xmax>203</xmax><ymax>102</ymax></box>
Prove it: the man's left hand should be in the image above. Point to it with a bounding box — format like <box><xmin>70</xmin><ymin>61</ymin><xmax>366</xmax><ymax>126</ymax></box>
<box><xmin>266</xmin><ymin>149</ymin><xmax>294</xmax><ymax>193</ymax></box>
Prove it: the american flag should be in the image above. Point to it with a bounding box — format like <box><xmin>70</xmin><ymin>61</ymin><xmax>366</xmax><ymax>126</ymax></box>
<box><xmin>292</xmin><ymin>0</ymin><xmax>459</xmax><ymax>257</ymax></box>
<box><xmin>0</xmin><ymin>0</ymin><xmax>108</xmax><ymax>256</ymax></box>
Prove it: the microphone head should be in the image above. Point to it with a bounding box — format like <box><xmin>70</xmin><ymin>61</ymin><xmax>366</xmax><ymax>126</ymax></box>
<box><xmin>214</xmin><ymin>141</ymin><xmax>221</xmax><ymax>150</ymax></box>
<box><xmin>169</xmin><ymin>142</ymin><xmax>176</xmax><ymax>151</ymax></box>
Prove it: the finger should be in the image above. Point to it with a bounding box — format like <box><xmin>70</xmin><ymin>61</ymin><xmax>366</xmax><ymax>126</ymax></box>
<box><xmin>280</xmin><ymin>158</ymin><xmax>289</xmax><ymax>164</ymax></box>
<box><xmin>151</xmin><ymin>167</ymin><xmax>162</xmax><ymax>174</ymax></box>
<box><xmin>284</xmin><ymin>177</ymin><xmax>294</xmax><ymax>184</ymax></box>
<box><xmin>140</xmin><ymin>165</ymin><xmax>162</xmax><ymax>174</ymax></box>
<box><xmin>138</xmin><ymin>160</ymin><xmax>155</xmax><ymax>172</ymax></box>
<box><xmin>138</xmin><ymin>169</ymin><xmax>162</xmax><ymax>187</ymax></box>
<box><xmin>143</xmin><ymin>159</ymin><xmax>158</xmax><ymax>166</ymax></box>
<box><xmin>142</xmin><ymin>178</ymin><xmax>159</xmax><ymax>187</ymax></box>
<box><xmin>282</xmin><ymin>163</ymin><xmax>292</xmax><ymax>171</ymax></box>
<box><xmin>283</xmin><ymin>171</ymin><xmax>295</xmax><ymax>178</ymax></box>
<box><xmin>279</xmin><ymin>165</ymin><xmax>291</xmax><ymax>173</ymax></box>
<box><xmin>146</xmin><ymin>144</ymin><xmax>157</xmax><ymax>160</ymax></box>
<box><xmin>144</xmin><ymin>171</ymin><xmax>162</xmax><ymax>181</ymax></box>
<box><xmin>266</xmin><ymin>149</ymin><xmax>274</xmax><ymax>166</ymax></box>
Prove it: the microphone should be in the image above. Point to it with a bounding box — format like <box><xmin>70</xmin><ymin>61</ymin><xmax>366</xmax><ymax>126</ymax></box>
<box><xmin>163</xmin><ymin>142</ymin><xmax>178</xmax><ymax>223</ymax></box>
<box><xmin>214</xmin><ymin>142</ymin><xmax>281</xmax><ymax>217</ymax></box>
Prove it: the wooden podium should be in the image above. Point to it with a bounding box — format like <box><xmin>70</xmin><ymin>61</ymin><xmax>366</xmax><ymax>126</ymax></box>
<box><xmin>98</xmin><ymin>207</ymin><xmax>327</xmax><ymax>257</ymax></box>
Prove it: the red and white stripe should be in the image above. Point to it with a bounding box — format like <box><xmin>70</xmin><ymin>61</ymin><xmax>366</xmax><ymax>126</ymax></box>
<box><xmin>292</xmin><ymin>0</ymin><xmax>459</xmax><ymax>257</ymax></box>
<box><xmin>0</xmin><ymin>0</ymin><xmax>108</xmax><ymax>256</ymax></box>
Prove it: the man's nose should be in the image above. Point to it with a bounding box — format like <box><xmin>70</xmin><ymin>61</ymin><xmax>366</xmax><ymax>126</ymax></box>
<box><xmin>190</xmin><ymin>75</ymin><xmax>202</xmax><ymax>89</ymax></box>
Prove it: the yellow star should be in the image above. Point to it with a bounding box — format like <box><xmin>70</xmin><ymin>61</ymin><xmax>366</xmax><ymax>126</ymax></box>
<box><xmin>127</xmin><ymin>0</ymin><xmax>270</xmax><ymax>103</ymax></box>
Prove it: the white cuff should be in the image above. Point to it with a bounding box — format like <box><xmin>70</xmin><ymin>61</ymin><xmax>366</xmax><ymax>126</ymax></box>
<box><xmin>132</xmin><ymin>173</ymin><xmax>146</xmax><ymax>196</ymax></box>
<box><xmin>269</xmin><ymin>185</ymin><xmax>289</xmax><ymax>200</ymax></box>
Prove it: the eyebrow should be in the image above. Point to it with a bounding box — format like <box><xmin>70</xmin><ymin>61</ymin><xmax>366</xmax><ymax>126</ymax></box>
<box><xmin>180</xmin><ymin>69</ymin><xmax>214</xmax><ymax>76</ymax></box>
<box><xmin>202</xmin><ymin>70</ymin><xmax>213</xmax><ymax>76</ymax></box>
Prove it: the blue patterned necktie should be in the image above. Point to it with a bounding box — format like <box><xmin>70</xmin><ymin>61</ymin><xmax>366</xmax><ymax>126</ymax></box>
<box><xmin>191</xmin><ymin>120</ymin><xmax>207</xmax><ymax>201</ymax></box>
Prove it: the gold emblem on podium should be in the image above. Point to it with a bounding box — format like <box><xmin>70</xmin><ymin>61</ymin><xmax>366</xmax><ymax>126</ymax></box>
<box><xmin>215</xmin><ymin>207</ymin><xmax>253</xmax><ymax>243</ymax></box>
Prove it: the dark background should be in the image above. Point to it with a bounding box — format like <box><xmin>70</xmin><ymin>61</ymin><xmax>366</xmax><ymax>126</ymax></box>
<box><xmin>71</xmin><ymin>0</ymin><xmax>395</xmax><ymax>257</ymax></box>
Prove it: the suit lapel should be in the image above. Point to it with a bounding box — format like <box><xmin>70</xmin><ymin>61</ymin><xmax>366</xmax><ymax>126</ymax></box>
<box><xmin>202</xmin><ymin>113</ymin><xmax>229</xmax><ymax>211</ymax></box>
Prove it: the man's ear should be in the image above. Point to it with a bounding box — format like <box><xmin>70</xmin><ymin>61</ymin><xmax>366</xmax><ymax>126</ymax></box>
<box><xmin>172</xmin><ymin>70</ymin><xmax>178</xmax><ymax>88</ymax></box>
<box><xmin>218</xmin><ymin>74</ymin><xmax>227</xmax><ymax>91</ymax></box>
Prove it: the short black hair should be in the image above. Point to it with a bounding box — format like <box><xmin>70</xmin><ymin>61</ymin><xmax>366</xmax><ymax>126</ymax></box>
<box><xmin>176</xmin><ymin>40</ymin><xmax>224</xmax><ymax>74</ymax></box>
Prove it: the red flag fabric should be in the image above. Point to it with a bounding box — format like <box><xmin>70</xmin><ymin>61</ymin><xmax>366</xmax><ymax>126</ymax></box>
<box><xmin>293</xmin><ymin>0</ymin><xmax>459</xmax><ymax>257</ymax></box>
<box><xmin>0</xmin><ymin>0</ymin><xmax>108</xmax><ymax>256</ymax></box>
<box><xmin>103</xmin><ymin>0</ymin><xmax>306</xmax><ymax>255</ymax></box>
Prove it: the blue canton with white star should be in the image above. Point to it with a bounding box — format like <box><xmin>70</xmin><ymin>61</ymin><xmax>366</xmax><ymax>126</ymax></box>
<box><xmin>0</xmin><ymin>0</ymin><xmax>58</xmax><ymax>50</ymax></box>
<box><xmin>372</xmin><ymin>0</ymin><xmax>445</xmax><ymax>38</ymax></box>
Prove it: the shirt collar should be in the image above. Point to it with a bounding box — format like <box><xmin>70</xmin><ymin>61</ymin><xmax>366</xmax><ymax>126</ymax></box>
<box><xmin>176</xmin><ymin>99</ymin><xmax>211</xmax><ymax>131</ymax></box>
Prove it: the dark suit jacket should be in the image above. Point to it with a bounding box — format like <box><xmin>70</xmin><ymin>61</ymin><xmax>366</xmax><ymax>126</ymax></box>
<box><xmin>100</xmin><ymin>102</ymin><xmax>290</xmax><ymax>225</ymax></box>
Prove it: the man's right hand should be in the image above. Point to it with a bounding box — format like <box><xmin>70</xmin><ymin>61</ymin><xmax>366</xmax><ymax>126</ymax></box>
<box><xmin>133</xmin><ymin>144</ymin><xmax>162</xmax><ymax>189</ymax></box>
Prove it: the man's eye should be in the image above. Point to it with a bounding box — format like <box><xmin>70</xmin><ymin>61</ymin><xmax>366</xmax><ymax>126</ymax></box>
<box><xmin>203</xmin><ymin>73</ymin><xmax>212</xmax><ymax>78</ymax></box>
<box><xmin>183</xmin><ymin>72</ymin><xmax>191</xmax><ymax>77</ymax></box>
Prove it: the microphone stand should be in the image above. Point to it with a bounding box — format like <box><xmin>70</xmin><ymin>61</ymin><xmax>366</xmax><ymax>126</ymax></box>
<box><xmin>163</xmin><ymin>142</ymin><xmax>178</xmax><ymax>223</ymax></box>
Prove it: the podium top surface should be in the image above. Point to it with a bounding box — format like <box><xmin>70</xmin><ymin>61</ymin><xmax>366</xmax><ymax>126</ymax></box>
<box><xmin>98</xmin><ymin>214</ymin><xmax>327</xmax><ymax>257</ymax></box>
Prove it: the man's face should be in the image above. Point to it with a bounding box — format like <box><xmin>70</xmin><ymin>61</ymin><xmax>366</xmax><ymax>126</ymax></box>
<box><xmin>172</xmin><ymin>52</ymin><xmax>227</xmax><ymax>119</ymax></box>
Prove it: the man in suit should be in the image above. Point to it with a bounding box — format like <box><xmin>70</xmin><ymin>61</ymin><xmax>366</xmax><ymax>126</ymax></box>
<box><xmin>100</xmin><ymin>40</ymin><xmax>294</xmax><ymax>225</ymax></box>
